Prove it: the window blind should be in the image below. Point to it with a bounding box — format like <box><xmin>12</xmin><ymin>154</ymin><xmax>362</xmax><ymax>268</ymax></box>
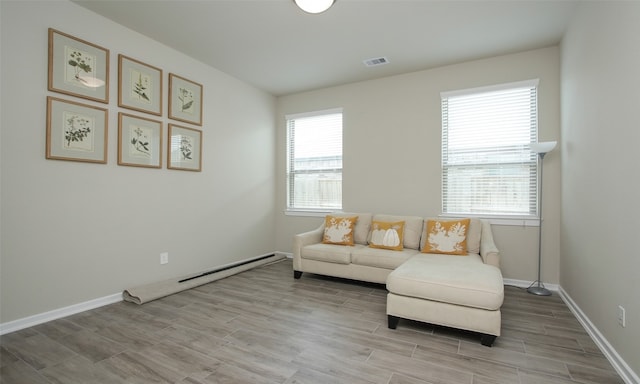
<box><xmin>286</xmin><ymin>109</ymin><xmax>343</xmax><ymax>211</ymax></box>
<box><xmin>441</xmin><ymin>80</ymin><xmax>539</xmax><ymax>216</ymax></box>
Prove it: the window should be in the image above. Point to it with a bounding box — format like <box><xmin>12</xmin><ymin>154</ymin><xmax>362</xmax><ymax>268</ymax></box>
<box><xmin>286</xmin><ymin>109</ymin><xmax>343</xmax><ymax>212</ymax></box>
<box><xmin>441</xmin><ymin>80</ymin><xmax>539</xmax><ymax>217</ymax></box>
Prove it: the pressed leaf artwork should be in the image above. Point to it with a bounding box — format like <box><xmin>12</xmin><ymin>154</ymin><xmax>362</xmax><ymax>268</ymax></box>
<box><xmin>178</xmin><ymin>87</ymin><xmax>194</xmax><ymax>114</ymax></box>
<box><xmin>63</xmin><ymin>111</ymin><xmax>94</xmax><ymax>152</ymax></box>
<box><xmin>129</xmin><ymin>125</ymin><xmax>152</xmax><ymax>158</ymax></box>
<box><xmin>65</xmin><ymin>46</ymin><xmax>97</xmax><ymax>89</ymax></box>
<box><xmin>130</xmin><ymin>69</ymin><xmax>151</xmax><ymax>104</ymax></box>
<box><xmin>168</xmin><ymin>74</ymin><xmax>201</xmax><ymax>126</ymax></box>
<box><xmin>117</xmin><ymin>112</ymin><xmax>162</xmax><ymax>168</ymax></box>
<box><xmin>46</xmin><ymin>96</ymin><xmax>107</xmax><ymax>163</ymax></box>
<box><xmin>180</xmin><ymin>135</ymin><xmax>194</xmax><ymax>161</ymax></box>
<box><xmin>49</xmin><ymin>29</ymin><xmax>109</xmax><ymax>103</ymax></box>
<box><xmin>167</xmin><ymin>124</ymin><xmax>201</xmax><ymax>171</ymax></box>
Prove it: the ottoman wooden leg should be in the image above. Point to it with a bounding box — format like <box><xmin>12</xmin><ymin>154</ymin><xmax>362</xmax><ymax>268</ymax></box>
<box><xmin>388</xmin><ymin>315</ymin><xmax>400</xmax><ymax>329</ymax></box>
<box><xmin>293</xmin><ymin>270</ymin><xmax>302</xmax><ymax>279</ymax></box>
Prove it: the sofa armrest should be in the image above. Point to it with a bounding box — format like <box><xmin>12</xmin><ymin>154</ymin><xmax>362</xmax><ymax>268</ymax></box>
<box><xmin>292</xmin><ymin>224</ymin><xmax>324</xmax><ymax>270</ymax></box>
<box><xmin>479</xmin><ymin>220</ymin><xmax>500</xmax><ymax>269</ymax></box>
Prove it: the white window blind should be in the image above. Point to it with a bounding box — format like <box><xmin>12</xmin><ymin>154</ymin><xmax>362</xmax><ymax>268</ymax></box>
<box><xmin>441</xmin><ymin>80</ymin><xmax>539</xmax><ymax>216</ymax></box>
<box><xmin>286</xmin><ymin>109</ymin><xmax>343</xmax><ymax>211</ymax></box>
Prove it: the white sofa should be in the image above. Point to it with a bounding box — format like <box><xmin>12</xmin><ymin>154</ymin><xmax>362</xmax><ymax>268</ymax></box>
<box><xmin>292</xmin><ymin>212</ymin><xmax>504</xmax><ymax>346</ymax></box>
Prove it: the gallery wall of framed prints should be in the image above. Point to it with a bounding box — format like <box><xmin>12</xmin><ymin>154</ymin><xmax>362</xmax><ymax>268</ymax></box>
<box><xmin>46</xmin><ymin>28</ymin><xmax>204</xmax><ymax>172</ymax></box>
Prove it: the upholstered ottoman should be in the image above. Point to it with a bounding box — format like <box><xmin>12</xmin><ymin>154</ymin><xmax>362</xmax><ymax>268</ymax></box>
<box><xmin>386</xmin><ymin>253</ymin><xmax>504</xmax><ymax>346</ymax></box>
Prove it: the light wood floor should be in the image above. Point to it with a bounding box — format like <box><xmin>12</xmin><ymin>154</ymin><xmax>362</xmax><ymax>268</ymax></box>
<box><xmin>1</xmin><ymin>258</ymin><xmax>624</xmax><ymax>384</ymax></box>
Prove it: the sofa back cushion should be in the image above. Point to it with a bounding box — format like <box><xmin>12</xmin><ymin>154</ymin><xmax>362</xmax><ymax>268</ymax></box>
<box><xmin>327</xmin><ymin>212</ymin><xmax>372</xmax><ymax>245</ymax></box>
<box><xmin>420</xmin><ymin>217</ymin><xmax>482</xmax><ymax>255</ymax></box>
<box><xmin>371</xmin><ymin>214</ymin><xmax>423</xmax><ymax>250</ymax></box>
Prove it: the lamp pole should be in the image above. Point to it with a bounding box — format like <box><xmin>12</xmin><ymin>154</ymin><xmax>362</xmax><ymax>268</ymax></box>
<box><xmin>527</xmin><ymin>141</ymin><xmax>556</xmax><ymax>296</ymax></box>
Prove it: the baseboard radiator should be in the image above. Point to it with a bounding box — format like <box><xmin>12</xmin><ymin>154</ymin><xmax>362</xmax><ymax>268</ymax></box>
<box><xmin>123</xmin><ymin>253</ymin><xmax>285</xmax><ymax>305</ymax></box>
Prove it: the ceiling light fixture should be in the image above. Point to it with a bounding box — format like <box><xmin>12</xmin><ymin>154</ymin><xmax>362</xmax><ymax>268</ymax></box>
<box><xmin>293</xmin><ymin>0</ymin><xmax>335</xmax><ymax>14</ymax></box>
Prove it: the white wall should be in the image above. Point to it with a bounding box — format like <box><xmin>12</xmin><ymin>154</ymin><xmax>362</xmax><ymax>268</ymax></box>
<box><xmin>276</xmin><ymin>47</ymin><xmax>561</xmax><ymax>284</ymax></box>
<box><xmin>0</xmin><ymin>1</ymin><xmax>276</xmax><ymax>324</ymax></box>
<box><xmin>561</xmin><ymin>2</ymin><xmax>640</xmax><ymax>377</ymax></box>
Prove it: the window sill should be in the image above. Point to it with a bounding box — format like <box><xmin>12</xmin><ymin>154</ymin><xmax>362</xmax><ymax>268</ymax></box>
<box><xmin>439</xmin><ymin>214</ymin><xmax>540</xmax><ymax>227</ymax></box>
<box><xmin>284</xmin><ymin>210</ymin><xmax>335</xmax><ymax>218</ymax></box>
<box><xmin>283</xmin><ymin>211</ymin><xmax>540</xmax><ymax>226</ymax></box>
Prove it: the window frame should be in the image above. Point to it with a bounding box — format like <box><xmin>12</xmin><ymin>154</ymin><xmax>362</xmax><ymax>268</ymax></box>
<box><xmin>285</xmin><ymin>108</ymin><xmax>343</xmax><ymax>216</ymax></box>
<box><xmin>440</xmin><ymin>79</ymin><xmax>540</xmax><ymax>221</ymax></box>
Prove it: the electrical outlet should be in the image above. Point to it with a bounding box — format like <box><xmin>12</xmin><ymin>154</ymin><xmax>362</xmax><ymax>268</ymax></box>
<box><xmin>618</xmin><ymin>305</ymin><xmax>626</xmax><ymax>327</ymax></box>
<box><xmin>160</xmin><ymin>252</ymin><xmax>169</xmax><ymax>265</ymax></box>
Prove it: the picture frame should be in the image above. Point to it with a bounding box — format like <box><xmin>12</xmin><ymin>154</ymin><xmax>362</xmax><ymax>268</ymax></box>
<box><xmin>46</xmin><ymin>96</ymin><xmax>108</xmax><ymax>163</ymax></box>
<box><xmin>48</xmin><ymin>28</ymin><xmax>110</xmax><ymax>103</ymax></box>
<box><xmin>168</xmin><ymin>73</ymin><xmax>203</xmax><ymax>126</ymax></box>
<box><xmin>168</xmin><ymin>124</ymin><xmax>202</xmax><ymax>172</ymax></box>
<box><xmin>118</xmin><ymin>113</ymin><xmax>163</xmax><ymax>168</ymax></box>
<box><xmin>118</xmin><ymin>55</ymin><xmax>163</xmax><ymax>116</ymax></box>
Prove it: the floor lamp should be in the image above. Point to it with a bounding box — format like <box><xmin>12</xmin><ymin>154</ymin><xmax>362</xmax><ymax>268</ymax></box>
<box><xmin>527</xmin><ymin>141</ymin><xmax>557</xmax><ymax>296</ymax></box>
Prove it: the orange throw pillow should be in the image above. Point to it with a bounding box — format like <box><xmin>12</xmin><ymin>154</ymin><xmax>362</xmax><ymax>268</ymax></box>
<box><xmin>369</xmin><ymin>221</ymin><xmax>405</xmax><ymax>251</ymax></box>
<box><xmin>423</xmin><ymin>219</ymin><xmax>470</xmax><ymax>255</ymax></box>
<box><xmin>322</xmin><ymin>215</ymin><xmax>358</xmax><ymax>245</ymax></box>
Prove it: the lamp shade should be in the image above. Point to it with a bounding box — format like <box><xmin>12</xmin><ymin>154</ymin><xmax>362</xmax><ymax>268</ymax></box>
<box><xmin>530</xmin><ymin>141</ymin><xmax>557</xmax><ymax>154</ymax></box>
<box><xmin>294</xmin><ymin>0</ymin><xmax>335</xmax><ymax>14</ymax></box>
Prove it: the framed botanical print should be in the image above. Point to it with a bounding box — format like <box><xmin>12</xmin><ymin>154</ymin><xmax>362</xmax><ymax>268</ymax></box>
<box><xmin>167</xmin><ymin>124</ymin><xmax>202</xmax><ymax>171</ymax></box>
<box><xmin>48</xmin><ymin>28</ymin><xmax>109</xmax><ymax>103</ymax></box>
<box><xmin>118</xmin><ymin>113</ymin><xmax>163</xmax><ymax>168</ymax></box>
<box><xmin>168</xmin><ymin>73</ymin><xmax>203</xmax><ymax>126</ymax></box>
<box><xmin>118</xmin><ymin>55</ymin><xmax>163</xmax><ymax>116</ymax></box>
<box><xmin>46</xmin><ymin>96</ymin><xmax>108</xmax><ymax>163</ymax></box>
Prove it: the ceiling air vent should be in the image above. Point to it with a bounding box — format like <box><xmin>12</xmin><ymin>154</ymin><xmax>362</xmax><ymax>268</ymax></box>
<box><xmin>363</xmin><ymin>57</ymin><xmax>389</xmax><ymax>67</ymax></box>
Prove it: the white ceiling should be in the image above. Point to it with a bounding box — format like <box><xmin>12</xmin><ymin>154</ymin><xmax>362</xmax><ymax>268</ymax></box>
<box><xmin>72</xmin><ymin>0</ymin><xmax>580</xmax><ymax>96</ymax></box>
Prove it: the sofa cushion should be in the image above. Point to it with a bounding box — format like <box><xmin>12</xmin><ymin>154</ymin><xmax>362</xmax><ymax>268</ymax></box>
<box><xmin>329</xmin><ymin>212</ymin><xmax>372</xmax><ymax>245</ymax></box>
<box><xmin>372</xmin><ymin>214</ymin><xmax>423</xmax><ymax>250</ymax></box>
<box><xmin>386</xmin><ymin>254</ymin><xmax>504</xmax><ymax>311</ymax></box>
<box><xmin>369</xmin><ymin>220</ymin><xmax>405</xmax><ymax>251</ymax></box>
<box><xmin>301</xmin><ymin>243</ymin><xmax>364</xmax><ymax>264</ymax></box>
<box><xmin>421</xmin><ymin>217</ymin><xmax>482</xmax><ymax>255</ymax></box>
<box><xmin>351</xmin><ymin>247</ymin><xmax>418</xmax><ymax>270</ymax></box>
<box><xmin>322</xmin><ymin>215</ymin><xmax>358</xmax><ymax>245</ymax></box>
<box><xmin>422</xmin><ymin>218</ymin><xmax>470</xmax><ymax>255</ymax></box>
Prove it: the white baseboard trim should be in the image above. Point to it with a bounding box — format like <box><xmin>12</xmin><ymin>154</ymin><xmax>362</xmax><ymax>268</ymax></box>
<box><xmin>503</xmin><ymin>277</ymin><xmax>559</xmax><ymax>292</ymax></box>
<box><xmin>0</xmin><ymin>292</ymin><xmax>123</xmax><ymax>336</ymax></box>
<box><xmin>500</xmin><ymin>279</ymin><xmax>638</xmax><ymax>383</ymax></box>
<box><xmin>278</xmin><ymin>251</ymin><xmax>293</xmax><ymax>259</ymax></box>
<box><xmin>0</xmin><ymin>253</ymin><xmax>285</xmax><ymax>336</ymax></box>
<box><xmin>559</xmin><ymin>287</ymin><xmax>639</xmax><ymax>384</ymax></box>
